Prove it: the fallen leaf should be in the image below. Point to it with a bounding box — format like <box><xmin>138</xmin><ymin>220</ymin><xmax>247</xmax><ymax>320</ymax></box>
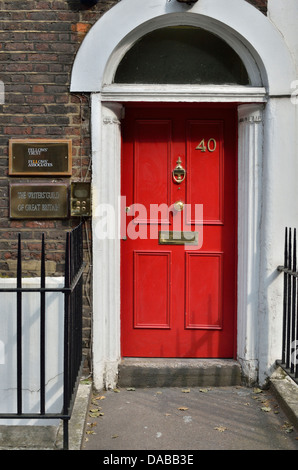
<box><xmin>261</xmin><ymin>406</ymin><xmax>271</xmax><ymax>412</ymax></box>
<box><xmin>165</xmin><ymin>413</ymin><xmax>171</xmax><ymax>416</ymax></box>
<box><xmin>199</xmin><ymin>388</ymin><xmax>209</xmax><ymax>393</ymax></box>
<box><xmin>90</xmin><ymin>407</ymin><xmax>101</xmax><ymax>413</ymax></box>
<box><xmin>126</xmin><ymin>387</ymin><xmax>136</xmax><ymax>391</ymax></box>
<box><xmin>253</xmin><ymin>387</ymin><xmax>263</xmax><ymax>394</ymax></box>
<box><xmin>94</xmin><ymin>395</ymin><xmax>106</xmax><ymax>400</ymax></box>
<box><xmin>178</xmin><ymin>406</ymin><xmax>189</xmax><ymax>411</ymax></box>
<box><xmin>89</xmin><ymin>411</ymin><xmax>104</xmax><ymax>417</ymax></box>
<box><xmin>214</xmin><ymin>426</ymin><xmax>227</xmax><ymax>432</ymax></box>
<box><xmin>113</xmin><ymin>388</ymin><xmax>120</xmax><ymax>393</ymax></box>
<box><xmin>282</xmin><ymin>422</ymin><xmax>294</xmax><ymax>433</ymax></box>
<box><xmin>86</xmin><ymin>430</ymin><xmax>96</xmax><ymax>435</ymax></box>
<box><xmin>181</xmin><ymin>389</ymin><xmax>190</xmax><ymax>393</ymax></box>
<box><xmin>112</xmin><ymin>434</ymin><xmax>119</xmax><ymax>439</ymax></box>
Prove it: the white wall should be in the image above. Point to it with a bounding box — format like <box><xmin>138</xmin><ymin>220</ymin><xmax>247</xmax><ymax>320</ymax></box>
<box><xmin>258</xmin><ymin>99</ymin><xmax>298</xmax><ymax>384</ymax></box>
<box><xmin>256</xmin><ymin>0</ymin><xmax>298</xmax><ymax>384</ymax></box>
<box><xmin>268</xmin><ymin>0</ymin><xmax>298</xmax><ymax>75</ymax></box>
<box><xmin>0</xmin><ymin>278</ymin><xmax>64</xmax><ymax>425</ymax></box>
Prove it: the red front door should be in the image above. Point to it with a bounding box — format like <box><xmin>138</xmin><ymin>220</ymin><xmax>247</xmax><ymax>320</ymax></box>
<box><xmin>121</xmin><ymin>105</ymin><xmax>237</xmax><ymax>358</ymax></box>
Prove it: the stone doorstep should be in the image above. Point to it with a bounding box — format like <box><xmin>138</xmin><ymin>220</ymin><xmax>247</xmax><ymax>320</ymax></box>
<box><xmin>117</xmin><ymin>358</ymin><xmax>243</xmax><ymax>388</ymax></box>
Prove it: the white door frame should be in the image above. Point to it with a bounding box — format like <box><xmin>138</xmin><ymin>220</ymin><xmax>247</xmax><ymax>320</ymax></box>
<box><xmin>71</xmin><ymin>0</ymin><xmax>296</xmax><ymax>389</ymax></box>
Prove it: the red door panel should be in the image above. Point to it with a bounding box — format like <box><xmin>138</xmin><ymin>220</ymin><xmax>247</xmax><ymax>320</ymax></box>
<box><xmin>134</xmin><ymin>251</ymin><xmax>171</xmax><ymax>329</ymax></box>
<box><xmin>185</xmin><ymin>252</ymin><xmax>223</xmax><ymax>330</ymax></box>
<box><xmin>186</xmin><ymin>121</ymin><xmax>223</xmax><ymax>224</ymax></box>
<box><xmin>134</xmin><ymin>120</ymin><xmax>171</xmax><ymax>223</ymax></box>
<box><xmin>121</xmin><ymin>105</ymin><xmax>237</xmax><ymax>358</ymax></box>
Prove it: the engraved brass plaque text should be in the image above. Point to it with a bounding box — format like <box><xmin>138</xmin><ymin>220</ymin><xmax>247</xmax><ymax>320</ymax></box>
<box><xmin>9</xmin><ymin>139</ymin><xmax>72</xmax><ymax>176</ymax></box>
<box><xmin>10</xmin><ymin>183</ymin><xmax>69</xmax><ymax>219</ymax></box>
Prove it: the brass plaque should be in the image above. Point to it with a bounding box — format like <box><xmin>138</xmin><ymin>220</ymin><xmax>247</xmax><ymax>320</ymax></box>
<box><xmin>159</xmin><ymin>230</ymin><xmax>198</xmax><ymax>245</ymax></box>
<box><xmin>9</xmin><ymin>139</ymin><xmax>72</xmax><ymax>176</ymax></box>
<box><xmin>10</xmin><ymin>183</ymin><xmax>69</xmax><ymax>219</ymax></box>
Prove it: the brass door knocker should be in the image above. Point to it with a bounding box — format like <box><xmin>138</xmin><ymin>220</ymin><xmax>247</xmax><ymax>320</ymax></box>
<box><xmin>172</xmin><ymin>157</ymin><xmax>186</xmax><ymax>184</ymax></box>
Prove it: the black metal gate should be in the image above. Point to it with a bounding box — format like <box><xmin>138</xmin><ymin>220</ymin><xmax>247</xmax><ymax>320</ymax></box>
<box><xmin>0</xmin><ymin>223</ymin><xmax>85</xmax><ymax>450</ymax></box>
<box><xmin>277</xmin><ymin>227</ymin><xmax>298</xmax><ymax>384</ymax></box>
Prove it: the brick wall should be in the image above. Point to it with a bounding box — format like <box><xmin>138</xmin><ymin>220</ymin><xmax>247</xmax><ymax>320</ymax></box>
<box><xmin>0</xmin><ymin>0</ymin><xmax>117</xmax><ymax>373</ymax></box>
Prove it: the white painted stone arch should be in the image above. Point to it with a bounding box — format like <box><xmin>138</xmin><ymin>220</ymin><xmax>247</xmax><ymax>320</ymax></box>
<box><xmin>103</xmin><ymin>13</ymin><xmax>263</xmax><ymax>88</ymax></box>
<box><xmin>71</xmin><ymin>0</ymin><xmax>295</xmax><ymax>94</ymax></box>
<box><xmin>70</xmin><ymin>0</ymin><xmax>297</xmax><ymax>389</ymax></box>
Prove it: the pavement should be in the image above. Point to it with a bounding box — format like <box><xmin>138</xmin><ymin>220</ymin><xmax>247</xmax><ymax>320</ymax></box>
<box><xmin>1</xmin><ymin>364</ymin><xmax>298</xmax><ymax>452</ymax></box>
<box><xmin>81</xmin><ymin>373</ymin><xmax>298</xmax><ymax>452</ymax></box>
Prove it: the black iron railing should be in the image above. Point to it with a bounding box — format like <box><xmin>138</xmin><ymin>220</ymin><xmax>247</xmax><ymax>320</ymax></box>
<box><xmin>277</xmin><ymin>227</ymin><xmax>298</xmax><ymax>384</ymax></box>
<box><xmin>0</xmin><ymin>223</ymin><xmax>85</xmax><ymax>450</ymax></box>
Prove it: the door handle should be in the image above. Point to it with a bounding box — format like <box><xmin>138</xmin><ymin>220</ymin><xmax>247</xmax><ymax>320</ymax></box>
<box><xmin>173</xmin><ymin>200</ymin><xmax>184</xmax><ymax>212</ymax></box>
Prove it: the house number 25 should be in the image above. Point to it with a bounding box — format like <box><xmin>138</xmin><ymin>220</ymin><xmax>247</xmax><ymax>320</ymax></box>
<box><xmin>196</xmin><ymin>138</ymin><xmax>216</xmax><ymax>153</ymax></box>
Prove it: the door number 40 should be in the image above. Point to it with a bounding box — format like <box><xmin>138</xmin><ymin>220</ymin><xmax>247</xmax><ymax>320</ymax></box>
<box><xmin>196</xmin><ymin>138</ymin><xmax>216</xmax><ymax>153</ymax></box>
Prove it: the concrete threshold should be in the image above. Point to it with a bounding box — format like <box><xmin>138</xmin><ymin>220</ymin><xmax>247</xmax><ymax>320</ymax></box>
<box><xmin>118</xmin><ymin>358</ymin><xmax>242</xmax><ymax>388</ymax></box>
